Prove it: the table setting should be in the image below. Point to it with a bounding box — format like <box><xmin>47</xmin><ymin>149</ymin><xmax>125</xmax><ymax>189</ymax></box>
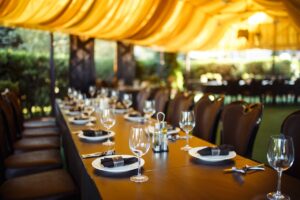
<box><xmin>55</xmin><ymin>90</ymin><xmax>299</xmax><ymax>200</ymax></box>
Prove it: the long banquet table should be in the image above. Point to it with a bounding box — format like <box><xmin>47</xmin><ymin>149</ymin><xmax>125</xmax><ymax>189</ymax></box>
<box><xmin>55</xmin><ymin>102</ymin><xmax>300</xmax><ymax>200</ymax></box>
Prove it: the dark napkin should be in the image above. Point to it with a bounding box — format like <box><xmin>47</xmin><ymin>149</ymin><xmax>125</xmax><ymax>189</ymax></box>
<box><xmin>167</xmin><ymin>125</ymin><xmax>176</xmax><ymax>131</ymax></box>
<box><xmin>101</xmin><ymin>156</ymin><xmax>138</xmax><ymax>168</ymax></box>
<box><xmin>83</xmin><ymin>129</ymin><xmax>109</xmax><ymax>137</ymax></box>
<box><xmin>74</xmin><ymin>116</ymin><xmax>89</xmax><ymax>120</ymax></box>
<box><xmin>129</xmin><ymin>112</ymin><xmax>142</xmax><ymax>117</ymax></box>
<box><xmin>116</xmin><ymin>102</ymin><xmax>126</xmax><ymax>109</ymax></box>
<box><xmin>197</xmin><ymin>145</ymin><xmax>234</xmax><ymax>156</ymax></box>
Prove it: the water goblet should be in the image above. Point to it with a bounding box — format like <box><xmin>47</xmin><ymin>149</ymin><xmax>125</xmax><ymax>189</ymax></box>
<box><xmin>122</xmin><ymin>93</ymin><xmax>132</xmax><ymax>111</ymax></box>
<box><xmin>89</xmin><ymin>86</ymin><xmax>96</xmax><ymax>98</ymax></box>
<box><xmin>143</xmin><ymin>100</ymin><xmax>156</xmax><ymax>119</ymax></box>
<box><xmin>110</xmin><ymin>90</ymin><xmax>119</xmax><ymax>108</ymax></box>
<box><xmin>129</xmin><ymin>127</ymin><xmax>150</xmax><ymax>183</ymax></box>
<box><xmin>267</xmin><ymin>135</ymin><xmax>294</xmax><ymax>200</ymax></box>
<box><xmin>179</xmin><ymin>111</ymin><xmax>195</xmax><ymax>151</ymax></box>
<box><xmin>100</xmin><ymin>108</ymin><xmax>116</xmax><ymax>146</ymax></box>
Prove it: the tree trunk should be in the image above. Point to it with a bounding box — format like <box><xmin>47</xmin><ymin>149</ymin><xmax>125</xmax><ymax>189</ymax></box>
<box><xmin>116</xmin><ymin>41</ymin><xmax>136</xmax><ymax>85</ymax></box>
<box><xmin>69</xmin><ymin>35</ymin><xmax>96</xmax><ymax>94</ymax></box>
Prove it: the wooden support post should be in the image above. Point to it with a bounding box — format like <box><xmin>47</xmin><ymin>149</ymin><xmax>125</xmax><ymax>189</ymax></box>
<box><xmin>69</xmin><ymin>35</ymin><xmax>96</xmax><ymax>94</ymax></box>
<box><xmin>116</xmin><ymin>41</ymin><xmax>136</xmax><ymax>85</ymax></box>
<box><xmin>49</xmin><ymin>32</ymin><xmax>55</xmax><ymax>115</ymax></box>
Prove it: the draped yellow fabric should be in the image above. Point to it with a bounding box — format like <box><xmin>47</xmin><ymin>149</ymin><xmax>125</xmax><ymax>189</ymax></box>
<box><xmin>0</xmin><ymin>0</ymin><xmax>299</xmax><ymax>52</ymax></box>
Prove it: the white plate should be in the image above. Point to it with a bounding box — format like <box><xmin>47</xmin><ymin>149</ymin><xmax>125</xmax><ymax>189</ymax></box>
<box><xmin>78</xmin><ymin>131</ymin><xmax>115</xmax><ymax>141</ymax></box>
<box><xmin>114</xmin><ymin>108</ymin><xmax>127</xmax><ymax>114</ymax></box>
<box><xmin>124</xmin><ymin>113</ymin><xmax>146</xmax><ymax>122</ymax></box>
<box><xmin>147</xmin><ymin>126</ymin><xmax>180</xmax><ymax>135</ymax></box>
<box><xmin>69</xmin><ymin>116</ymin><xmax>96</xmax><ymax>125</ymax></box>
<box><xmin>92</xmin><ymin>155</ymin><xmax>144</xmax><ymax>173</ymax></box>
<box><xmin>188</xmin><ymin>146</ymin><xmax>236</xmax><ymax>162</ymax></box>
<box><xmin>65</xmin><ymin>110</ymin><xmax>81</xmax><ymax>116</ymax></box>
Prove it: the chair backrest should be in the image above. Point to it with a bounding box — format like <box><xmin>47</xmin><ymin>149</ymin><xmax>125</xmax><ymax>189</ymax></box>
<box><xmin>136</xmin><ymin>89</ymin><xmax>152</xmax><ymax>113</ymax></box>
<box><xmin>166</xmin><ymin>92</ymin><xmax>194</xmax><ymax>127</ymax></box>
<box><xmin>281</xmin><ymin>110</ymin><xmax>300</xmax><ymax>179</ymax></box>
<box><xmin>153</xmin><ymin>88</ymin><xmax>170</xmax><ymax>114</ymax></box>
<box><xmin>193</xmin><ymin>94</ymin><xmax>224</xmax><ymax>143</ymax></box>
<box><xmin>0</xmin><ymin>96</ymin><xmax>20</xmax><ymax>145</ymax></box>
<box><xmin>2</xmin><ymin>91</ymin><xmax>24</xmax><ymax>134</ymax></box>
<box><xmin>221</xmin><ymin>101</ymin><xmax>263</xmax><ymax>158</ymax></box>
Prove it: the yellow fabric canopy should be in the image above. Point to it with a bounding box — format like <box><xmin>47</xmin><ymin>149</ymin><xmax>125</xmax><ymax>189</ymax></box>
<box><xmin>0</xmin><ymin>0</ymin><xmax>299</xmax><ymax>52</ymax></box>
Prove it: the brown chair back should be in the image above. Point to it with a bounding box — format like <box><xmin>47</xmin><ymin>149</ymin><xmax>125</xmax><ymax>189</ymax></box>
<box><xmin>281</xmin><ymin>110</ymin><xmax>300</xmax><ymax>179</ymax></box>
<box><xmin>136</xmin><ymin>89</ymin><xmax>151</xmax><ymax>113</ymax></box>
<box><xmin>0</xmin><ymin>96</ymin><xmax>20</xmax><ymax>145</ymax></box>
<box><xmin>221</xmin><ymin>101</ymin><xmax>263</xmax><ymax>158</ymax></box>
<box><xmin>2</xmin><ymin>92</ymin><xmax>24</xmax><ymax>135</ymax></box>
<box><xmin>166</xmin><ymin>92</ymin><xmax>194</xmax><ymax>127</ymax></box>
<box><xmin>193</xmin><ymin>94</ymin><xmax>224</xmax><ymax>143</ymax></box>
<box><xmin>153</xmin><ymin>88</ymin><xmax>170</xmax><ymax>113</ymax></box>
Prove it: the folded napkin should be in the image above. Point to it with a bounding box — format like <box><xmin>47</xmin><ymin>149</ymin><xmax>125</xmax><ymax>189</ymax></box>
<box><xmin>74</xmin><ymin>116</ymin><xmax>89</xmax><ymax>120</ymax></box>
<box><xmin>116</xmin><ymin>102</ymin><xmax>126</xmax><ymax>109</ymax></box>
<box><xmin>70</xmin><ymin>107</ymin><xmax>82</xmax><ymax>112</ymax></box>
<box><xmin>101</xmin><ymin>156</ymin><xmax>138</xmax><ymax>168</ymax></box>
<box><xmin>83</xmin><ymin>129</ymin><xmax>109</xmax><ymax>137</ymax></box>
<box><xmin>129</xmin><ymin>112</ymin><xmax>143</xmax><ymax>117</ymax></box>
<box><xmin>197</xmin><ymin>145</ymin><xmax>234</xmax><ymax>156</ymax></box>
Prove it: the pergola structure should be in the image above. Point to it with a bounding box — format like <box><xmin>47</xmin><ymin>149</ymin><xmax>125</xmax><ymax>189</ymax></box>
<box><xmin>0</xmin><ymin>0</ymin><xmax>299</xmax><ymax>51</ymax></box>
<box><xmin>0</xmin><ymin>0</ymin><xmax>300</xmax><ymax>109</ymax></box>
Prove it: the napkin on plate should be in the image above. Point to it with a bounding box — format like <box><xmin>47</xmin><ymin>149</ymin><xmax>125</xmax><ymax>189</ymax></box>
<box><xmin>74</xmin><ymin>116</ymin><xmax>89</xmax><ymax>120</ymax></box>
<box><xmin>83</xmin><ymin>129</ymin><xmax>109</xmax><ymax>137</ymax></box>
<box><xmin>101</xmin><ymin>156</ymin><xmax>138</xmax><ymax>168</ymax></box>
<box><xmin>128</xmin><ymin>112</ymin><xmax>143</xmax><ymax>117</ymax></box>
<box><xmin>197</xmin><ymin>144</ymin><xmax>234</xmax><ymax>156</ymax></box>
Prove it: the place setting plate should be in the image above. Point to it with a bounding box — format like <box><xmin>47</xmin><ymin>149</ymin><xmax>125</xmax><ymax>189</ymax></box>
<box><xmin>69</xmin><ymin>116</ymin><xmax>96</xmax><ymax>125</ymax></box>
<box><xmin>65</xmin><ymin>110</ymin><xmax>81</xmax><ymax>116</ymax></box>
<box><xmin>123</xmin><ymin>113</ymin><xmax>146</xmax><ymax>122</ymax></box>
<box><xmin>188</xmin><ymin>146</ymin><xmax>236</xmax><ymax>162</ymax></box>
<box><xmin>92</xmin><ymin>155</ymin><xmax>145</xmax><ymax>173</ymax></box>
<box><xmin>78</xmin><ymin>131</ymin><xmax>115</xmax><ymax>141</ymax></box>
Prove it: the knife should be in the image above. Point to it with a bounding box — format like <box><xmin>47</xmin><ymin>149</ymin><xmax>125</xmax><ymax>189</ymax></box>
<box><xmin>81</xmin><ymin>149</ymin><xmax>115</xmax><ymax>159</ymax></box>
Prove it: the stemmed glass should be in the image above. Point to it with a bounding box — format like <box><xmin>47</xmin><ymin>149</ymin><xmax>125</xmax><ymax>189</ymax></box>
<box><xmin>100</xmin><ymin>108</ymin><xmax>116</xmax><ymax>146</ymax></box>
<box><xmin>179</xmin><ymin>111</ymin><xmax>195</xmax><ymax>151</ymax></box>
<box><xmin>122</xmin><ymin>93</ymin><xmax>132</xmax><ymax>111</ymax></box>
<box><xmin>110</xmin><ymin>90</ymin><xmax>119</xmax><ymax>108</ymax></box>
<box><xmin>143</xmin><ymin>100</ymin><xmax>156</xmax><ymax>119</ymax></box>
<box><xmin>267</xmin><ymin>135</ymin><xmax>294</xmax><ymax>200</ymax></box>
<box><xmin>100</xmin><ymin>88</ymin><xmax>108</xmax><ymax>98</ymax></box>
<box><xmin>129</xmin><ymin>127</ymin><xmax>150</xmax><ymax>183</ymax></box>
<box><xmin>89</xmin><ymin>86</ymin><xmax>96</xmax><ymax>98</ymax></box>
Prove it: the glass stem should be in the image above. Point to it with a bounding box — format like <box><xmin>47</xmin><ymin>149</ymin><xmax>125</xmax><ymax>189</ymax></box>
<box><xmin>137</xmin><ymin>156</ymin><xmax>141</xmax><ymax>176</ymax></box>
<box><xmin>186</xmin><ymin>131</ymin><xmax>189</xmax><ymax>146</ymax></box>
<box><xmin>276</xmin><ymin>170</ymin><xmax>282</xmax><ymax>196</ymax></box>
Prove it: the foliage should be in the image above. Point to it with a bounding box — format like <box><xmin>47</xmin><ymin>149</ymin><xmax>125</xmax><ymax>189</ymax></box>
<box><xmin>0</xmin><ymin>49</ymin><xmax>68</xmax><ymax>117</ymax></box>
<box><xmin>0</xmin><ymin>27</ymin><xmax>23</xmax><ymax>48</ymax></box>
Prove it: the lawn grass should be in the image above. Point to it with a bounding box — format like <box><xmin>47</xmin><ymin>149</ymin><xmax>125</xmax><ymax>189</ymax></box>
<box><xmin>252</xmin><ymin>105</ymin><xmax>299</xmax><ymax>163</ymax></box>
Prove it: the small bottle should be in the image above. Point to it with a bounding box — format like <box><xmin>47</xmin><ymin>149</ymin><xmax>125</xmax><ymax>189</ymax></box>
<box><xmin>152</xmin><ymin>122</ymin><xmax>161</xmax><ymax>152</ymax></box>
<box><xmin>160</xmin><ymin>121</ymin><xmax>169</xmax><ymax>152</ymax></box>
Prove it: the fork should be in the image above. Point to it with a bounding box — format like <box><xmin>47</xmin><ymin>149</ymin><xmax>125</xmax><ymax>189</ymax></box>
<box><xmin>81</xmin><ymin>149</ymin><xmax>115</xmax><ymax>159</ymax></box>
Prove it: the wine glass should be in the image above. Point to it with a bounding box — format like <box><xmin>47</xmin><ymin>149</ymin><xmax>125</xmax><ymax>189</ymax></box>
<box><xmin>89</xmin><ymin>86</ymin><xmax>96</xmax><ymax>98</ymax></box>
<box><xmin>122</xmin><ymin>93</ymin><xmax>132</xmax><ymax>111</ymax></box>
<box><xmin>100</xmin><ymin>108</ymin><xmax>116</xmax><ymax>146</ymax></box>
<box><xmin>100</xmin><ymin>88</ymin><xmax>108</xmax><ymax>98</ymax></box>
<box><xmin>267</xmin><ymin>135</ymin><xmax>294</xmax><ymax>200</ymax></box>
<box><xmin>110</xmin><ymin>90</ymin><xmax>119</xmax><ymax>108</ymax></box>
<box><xmin>179</xmin><ymin>111</ymin><xmax>195</xmax><ymax>151</ymax></box>
<box><xmin>143</xmin><ymin>100</ymin><xmax>156</xmax><ymax>119</ymax></box>
<box><xmin>129</xmin><ymin>127</ymin><xmax>150</xmax><ymax>183</ymax></box>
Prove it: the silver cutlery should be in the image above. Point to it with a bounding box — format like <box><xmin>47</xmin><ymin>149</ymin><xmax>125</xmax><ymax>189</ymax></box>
<box><xmin>81</xmin><ymin>149</ymin><xmax>115</xmax><ymax>159</ymax></box>
<box><xmin>224</xmin><ymin>164</ymin><xmax>265</xmax><ymax>174</ymax></box>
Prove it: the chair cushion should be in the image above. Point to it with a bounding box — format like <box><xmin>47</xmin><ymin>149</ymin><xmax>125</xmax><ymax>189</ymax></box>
<box><xmin>22</xmin><ymin>127</ymin><xmax>60</xmax><ymax>137</ymax></box>
<box><xmin>13</xmin><ymin>137</ymin><xmax>60</xmax><ymax>151</ymax></box>
<box><xmin>5</xmin><ymin>149</ymin><xmax>62</xmax><ymax>179</ymax></box>
<box><xmin>23</xmin><ymin>117</ymin><xmax>56</xmax><ymax>129</ymax></box>
<box><xmin>0</xmin><ymin>169</ymin><xmax>77</xmax><ymax>200</ymax></box>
